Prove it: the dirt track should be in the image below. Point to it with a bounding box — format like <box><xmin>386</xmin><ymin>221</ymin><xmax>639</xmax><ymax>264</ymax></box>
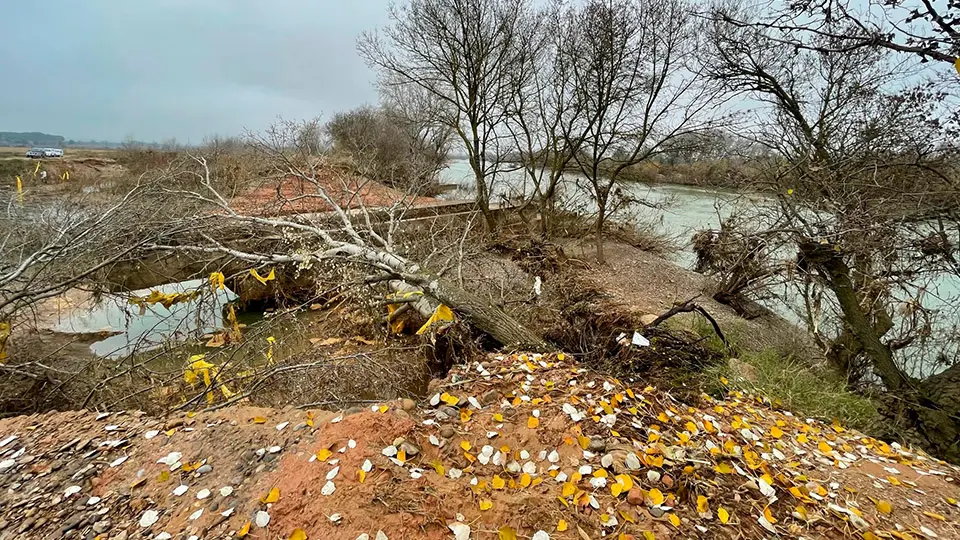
<box><xmin>1</xmin><ymin>353</ymin><xmax>958</xmax><ymax>539</ymax></box>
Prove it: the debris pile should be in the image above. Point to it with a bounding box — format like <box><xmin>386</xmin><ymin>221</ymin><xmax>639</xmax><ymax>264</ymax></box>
<box><xmin>0</xmin><ymin>353</ymin><xmax>958</xmax><ymax>539</ymax></box>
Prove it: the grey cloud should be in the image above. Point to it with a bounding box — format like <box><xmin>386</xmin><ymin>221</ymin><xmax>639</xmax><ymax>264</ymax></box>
<box><xmin>0</xmin><ymin>0</ymin><xmax>390</xmax><ymax>142</ymax></box>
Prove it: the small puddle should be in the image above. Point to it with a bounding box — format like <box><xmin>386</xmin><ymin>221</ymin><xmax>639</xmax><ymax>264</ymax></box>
<box><xmin>53</xmin><ymin>280</ymin><xmax>237</xmax><ymax>358</ymax></box>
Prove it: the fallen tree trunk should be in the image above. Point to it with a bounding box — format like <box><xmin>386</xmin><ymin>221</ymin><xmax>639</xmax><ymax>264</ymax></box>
<box><xmin>403</xmin><ymin>273</ymin><xmax>550</xmax><ymax>352</ymax></box>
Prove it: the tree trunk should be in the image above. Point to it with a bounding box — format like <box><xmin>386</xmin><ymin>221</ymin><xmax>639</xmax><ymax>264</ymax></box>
<box><xmin>473</xmin><ymin>167</ymin><xmax>497</xmax><ymax>232</ymax></box>
<box><xmin>596</xmin><ymin>204</ymin><xmax>606</xmax><ymax>263</ymax></box>
<box><xmin>404</xmin><ymin>272</ymin><xmax>550</xmax><ymax>352</ymax></box>
<box><xmin>801</xmin><ymin>241</ymin><xmax>910</xmax><ymax>391</ymax></box>
<box><xmin>799</xmin><ymin>240</ymin><xmax>960</xmax><ymax>462</ymax></box>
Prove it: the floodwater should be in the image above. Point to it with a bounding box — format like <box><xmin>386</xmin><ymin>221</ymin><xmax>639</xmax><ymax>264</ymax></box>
<box><xmin>53</xmin><ymin>279</ymin><xmax>236</xmax><ymax>358</ymax></box>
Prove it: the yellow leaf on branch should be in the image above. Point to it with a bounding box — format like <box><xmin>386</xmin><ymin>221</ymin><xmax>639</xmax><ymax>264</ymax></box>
<box><xmin>249</xmin><ymin>268</ymin><xmax>276</xmax><ymax>285</ymax></box>
<box><xmin>209</xmin><ymin>272</ymin><xmax>225</xmax><ymax>290</ymax></box>
<box><xmin>416</xmin><ymin>304</ymin><xmax>455</xmax><ymax>334</ymax></box>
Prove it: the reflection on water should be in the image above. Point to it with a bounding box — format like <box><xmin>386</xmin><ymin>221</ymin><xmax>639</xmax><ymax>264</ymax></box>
<box><xmin>54</xmin><ymin>280</ymin><xmax>237</xmax><ymax>358</ymax></box>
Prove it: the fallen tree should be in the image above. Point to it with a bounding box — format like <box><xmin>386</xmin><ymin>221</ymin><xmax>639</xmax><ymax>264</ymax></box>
<box><xmin>146</xmin><ymin>124</ymin><xmax>549</xmax><ymax>352</ymax></box>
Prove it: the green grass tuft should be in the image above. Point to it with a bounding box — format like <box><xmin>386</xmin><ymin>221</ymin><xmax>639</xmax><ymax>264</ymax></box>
<box><xmin>691</xmin><ymin>317</ymin><xmax>882</xmax><ymax>433</ymax></box>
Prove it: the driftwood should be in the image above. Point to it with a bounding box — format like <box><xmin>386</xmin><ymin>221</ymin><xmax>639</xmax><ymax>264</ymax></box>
<box><xmin>645</xmin><ymin>296</ymin><xmax>729</xmax><ymax>348</ymax></box>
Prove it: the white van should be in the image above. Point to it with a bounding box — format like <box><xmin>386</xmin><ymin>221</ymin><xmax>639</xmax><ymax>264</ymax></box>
<box><xmin>43</xmin><ymin>148</ymin><xmax>64</xmax><ymax>158</ymax></box>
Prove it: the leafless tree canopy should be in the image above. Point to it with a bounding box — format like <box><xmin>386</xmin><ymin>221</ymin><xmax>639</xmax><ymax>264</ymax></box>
<box><xmin>359</xmin><ymin>0</ymin><xmax>542</xmax><ymax>228</ymax></box>
<box><xmin>566</xmin><ymin>0</ymin><xmax>725</xmax><ymax>262</ymax></box>
<box><xmin>704</xmin><ymin>5</ymin><xmax>960</xmax><ymax>458</ymax></box>
<box><xmin>712</xmin><ymin>0</ymin><xmax>959</xmax><ymax>66</ymax></box>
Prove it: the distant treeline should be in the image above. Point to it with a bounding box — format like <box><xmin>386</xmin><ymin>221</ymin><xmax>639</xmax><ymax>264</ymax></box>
<box><xmin>0</xmin><ymin>132</ymin><xmax>65</xmax><ymax>147</ymax></box>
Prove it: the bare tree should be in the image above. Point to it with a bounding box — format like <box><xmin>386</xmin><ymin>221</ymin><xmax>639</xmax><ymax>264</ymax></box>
<box><xmin>379</xmin><ymin>77</ymin><xmax>457</xmax><ymax>182</ymax></box>
<box><xmin>359</xmin><ymin>0</ymin><xmax>541</xmax><ymax>229</ymax></box>
<box><xmin>568</xmin><ymin>0</ymin><xmax>724</xmax><ymax>263</ymax></box>
<box><xmin>706</xmin><ymin>10</ymin><xmax>960</xmax><ymax>459</ymax></box>
<box><xmin>712</xmin><ymin>0</ymin><xmax>959</xmax><ymax>66</ymax></box>
<box><xmin>500</xmin><ymin>0</ymin><xmax>597</xmax><ymax>236</ymax></box>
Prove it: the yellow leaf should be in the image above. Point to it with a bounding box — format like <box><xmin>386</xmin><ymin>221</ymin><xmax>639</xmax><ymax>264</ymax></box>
<box><xmin>714</xmin><ymin>462</ymin><xmax>733</xmax><ymax>474</ymax></box>
<box><xmin>209</xmin><ymin>271</ymin><xmax>225</xmax><ymax>290</ymax></box>
<box><xmin>378</xmin><ymin>405</ymin><xmax>388</xmax><ymax>413</ymax></box>
<box><xmin>527</xmin><ymin>416</ymin><xmax>540</xmax><ymax>429</ymax></box>
<box><xmin>157</xmin><ymin>470</ymin><xmax>170</xmax><ymax>482</ymax></box>
<box><xmin>430</xmin><ymin>460</ymin><xmax>444</xmax><ymax>476</ymax></box>
<box><xmin>358</xmin><ymin>469</ymin><xmax>367</xmax><ymax>483</ymax></box>
<box><xmin>697</xmin><ymin>495</ymin><xmax>709</xmax><ymax>513</ymax></box>
<box><xmin>417</xmin><ymin>304</ymin><xmax>455</xmax><ymax>334</ymax></box>
<box><xmin>561</xmin><ymin>481</ymin><xmax>576</xmax><ymax>497</ymax></box>
<box><xmin>460</xmin><ymin>410</ymin><xmax>473</xmax><ymax>423</ymax></box>
<box><xmin>797</xmin><ymin>433</ymin><xmax>809</xmax><ymax>444</ymax></box>
<box><xmin>667</xmin><ymin>513</ymin><xmax>680</xmax><ymax>527</ymax></box>
<box><xmin>923</xmin><ymin>511</ymin><xmax>946</xmax><ymax>521</ymax></box>
<box><xmin>261</xmin><ymin>487</ymin><xmax>280</xmax><ymax>504</ymax></box>
<box><xmin>253</xmin><ymin>416</ymin><xmax>266</xmax><ymax>424</ymax></box>
<box><xmin>440</xmin><ymin>392</ymin><xmax>460</xmax><ymax>406</ymax></box>
<box><xmin>557</xmin><ymin>519</ymin><xmax>568</xmax><ymax>532</ymax></box>
<box><xmin>862</xmin><ymin>533</ymin><xmax>880</xmax><ymax>540</ymax></box>
<box><xmin>249</xmin><ymin>268</ymin><xmax>276</xmax><ymax>285</ymax></box>
<box><xmin>316</xmin><ymin>448</ymin><xmax>332</xmax><ymax>461</ymax></box>
<box><xmin>479</xmin><ymin>499</ymin><xmax>494</xmax><ymax>511</ymax></box>
<box><xmin>397</xmin><ymin>449</ymin><xmax>407</xmax><ymax>463</ymax></box>
<box><xmin>520</xmin><ymin>473</ymin><xmax>532</xmax><ymax>487</ymax></box>
<box><xmin>237</xmin><ymin>521</ymin><xmax>251</xmax><ymax>537</ymax></box>
<box><xmin>648</xmin><ymin>488</ymin><xmax>665</xmax><ymax>506</ymax></box>
<box><xmin>289</xmin><ymin>529</ymin><xmax>307</xmax><ymax>540</ymax></box>
<box><xmin>876</xmin><ymin>500</ymin><xmax>893</xmax><ymax>514</ymax></box>
<box><xmin>770</xmin><ymin>426</ymin><xmax>783</xmax><ymax>438</ymax></box>
<box><xmin>763</xmin><ymin>506</ymin><xmax>778</xmax><ymax>524</ymax></box>
<box><xmin>642</xmin><ymin>533</ymin><xmax>656</xmax><ymax>540</ymax></box>
<box><xmin>460</xmin><ymin>440</ymin><xmax>472</xmax><ymax>451</ymax></box>
<box><xmin>493</xmin><ymin>413</ymin><xmax>504</xmax><ymax>422</ymax></box>
<box><xmin>718</xmin><ymin>507</ymin><xmax>730</xmax><ymax>524</ymax></box>
<box><xmin>818</xmin><ymin>441</ymin><xmax>832</xmax><ymax>454</ymax></box>
<box><xmin>499</xmin><ymin>526</ymin><xmax>518</xmax><ymax>540</ymax></box>
<box><xmin>611</xmin><ymin>483</ymin><xmax>623</xmax><ymax>497</ymax></box>
<box><xmin>615</xmin><ymin>473</ymin><xmax>633</xmax><ymax>491</ymax></box>
<box><xmin>955</xmin><ymin>56</ymin><xmax>960</xmax><ymax>76</ymax></box>
<box><xmin>493</xmin><ymin>475</ymin><xmax>506</xmax><ymax>490</ymax></box>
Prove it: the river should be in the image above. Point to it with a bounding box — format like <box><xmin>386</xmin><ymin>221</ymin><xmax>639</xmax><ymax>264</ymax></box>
<box><xmin>439</xmin><ymin>158</ymin><xmax>749</xmax><ymax>267</ymax></box>
<box><xmin>440</xmin><ymin>159</ymin><xmax>960</xmax><ymax>378</ymax></box>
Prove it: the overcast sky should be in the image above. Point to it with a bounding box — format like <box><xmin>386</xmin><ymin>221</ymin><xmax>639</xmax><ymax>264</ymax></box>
<box><xmin>1</xmin><ymin>0</ymin><xmax>391</xmax><ymax>143</ymax></box>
